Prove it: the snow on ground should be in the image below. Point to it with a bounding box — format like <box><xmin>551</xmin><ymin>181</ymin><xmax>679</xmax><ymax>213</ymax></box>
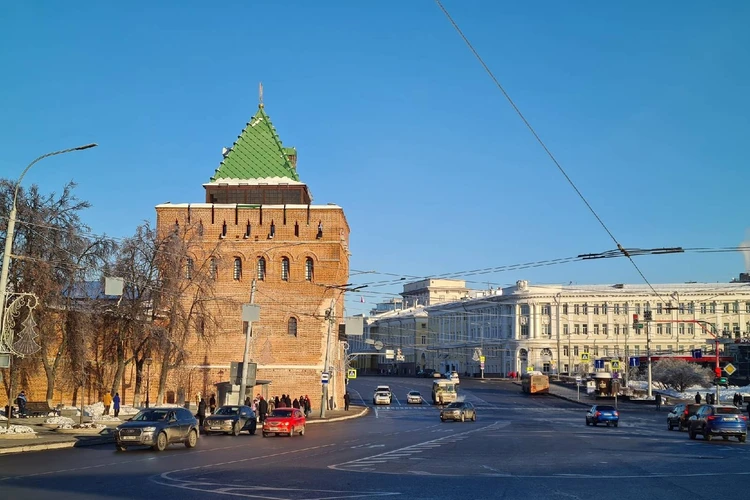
<box><xmin>0</xmin><ymin>425</ymin><xmax>36</xmax><ymax>435</ymax></box>
<box><xmin>636</xmin><ymin>381</ymin><xmax>750</xmax><ymax>404</ymax></box>
<box><xmin>58</xmin><ymin>423</ymin><xmax>106</xmax><ymax>430</ymax></box>
<box><xmin>118</xmin><ymin>406</ymin><xmax>140</xmax><ymax>416</ymax></box>
<box><xmin>84</xmin><ymin>402</ymin><xmax>105</xmax><ymax>417</ymax></box>
<box><xmin>92</xmin><ymin>415</ymin><xmax>121</xmax><ymax>422</ymax></box>
<box><xmin>45</xmin><ymin>416</ymin><xmax>75</xmax><ymax>425</ymax></box>
<box><xmin>0</xmin><ymin>414</ymin><xmax>6</xmax><ymax>421</ymax></box>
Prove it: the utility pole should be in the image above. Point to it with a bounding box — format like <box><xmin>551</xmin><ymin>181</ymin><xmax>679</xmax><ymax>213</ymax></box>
<box><xmin>555</xmin><ymin>293</ymin><xmax>562</xmax><ymax>380</ymax></box>
<box><xmin>238</xmin><ymin>280</ymin><xmax>257</xmax><ymax>405</ymax></box>
<box><xmin>320</xmin><ymin>298</ymin><xmax>335</xmax><ymax>418</ymax></box>
<box><xmin>646</xmin><ymin>317</ymin><xmax>653</xmax><ymax>399</ymax></box>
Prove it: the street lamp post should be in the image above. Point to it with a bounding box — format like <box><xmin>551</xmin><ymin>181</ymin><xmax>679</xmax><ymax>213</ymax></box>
<box><xmin>145</xmin><ymin>358</ymin><xmax>153</xmax><ymax>408</ymax></box>
<box><xmin>0</xmin><ymin>144</ymin><xmax>97</xmax><ymax>421</ymax></box>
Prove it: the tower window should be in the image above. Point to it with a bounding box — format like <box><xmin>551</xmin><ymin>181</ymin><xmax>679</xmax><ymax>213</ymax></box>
<box><xmin>233</xmin><ymin>258</ymin><xmax>242</xmax><ymax>280</ymax></box>
<box><xmin>221</xmin><ymin>221</ymin><xmax>227</xmax><ymax>238</ymax></box>
<box><xmin>316</xmin><ymin>221</ymin><xmax>323</xmax><ymax>239</ymax></box>
<box><xmin>257</xmin><ymin>257</ymin><xmax>266</xmax><ymax>281</ymax></box>
<box><xmin>288</xmin><ymin>317</ymin><xmax>298</xmax><ymax>337</ymax></box>
<box><xmin>209</xmin><ymin>258</ymin><xmax>217</xmax><ymax>280</ymax></box>
<box><xmin>245</xmin><ymin>221</ymin><xmax>251</xmax><ymax>238</ymax></box>
<box><xmin>281</xmin><ymin>257</ymin><xmax>290</xmax><ymax>281</ymax></box>
<box><xmin>185</xmin><ymin>258</ymin><xmax>194</xmax><ymax>280</ymax></box>
<box><xmin>294</xmin><ymin>221</ymin><xmax>299</xmax><ymax>237</ymax></box>
<box><xmin>305</xmin><ymin>258</ymin><xmax>314</xmax><ymax>281</ymax></box>
<box><xmin>269</xmin><ymin>221</ymin><xmax>275</xmax><ymax>239</ymax></box>
<box><xmin>197</xmin><ymin>220</ymin><xmax>204</xmax><ymax>237</ymax></box>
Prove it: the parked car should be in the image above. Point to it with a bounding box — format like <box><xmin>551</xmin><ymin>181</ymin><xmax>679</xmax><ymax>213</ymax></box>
<box><xmin>667</xmin><ymin>403</ymin><xmax>702</xmax><ymax>431</ymax></box>
<box><xmin>418</xmin><ymin>369</ymin><xmax>436</xmax><ymax>378</ymax></box>
<box><xmin>262</xmin><ymin>408</ymin><xmax>306</xmax><ymax>437</ymax></box>
<box><xmin>585</xmin><ymin>405</ymin><xmax>619</xmax><ymax>427</ymax></box>
<box><xmin>115</xmin><ymin>407</ymin><xmax>199</xmax><ymax>452</ymax></box>
<box><xmin>440</xmin><ymin>401</ymin><xmax>476</xmax><ymax>422</ymax></box>
<box><xmin>406</xmin><ymin>391</ymin><xmax>423</xmax><ymax>404</ymax></box>
<box><xmin>203</xmin><ymin>405</ymin><xmax>257</xmax><ymax>436</ymax></box>
<box><xmin>688</xmin><ymin>405</ymin><xmax>747</xmax><ymax>442</ymax></box>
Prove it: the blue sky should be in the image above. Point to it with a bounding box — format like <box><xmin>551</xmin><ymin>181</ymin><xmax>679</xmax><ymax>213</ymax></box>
<box><xmin>1</xmin><ymin>0</ymin><xmax>749</xmax><ymax>316</ymax></box>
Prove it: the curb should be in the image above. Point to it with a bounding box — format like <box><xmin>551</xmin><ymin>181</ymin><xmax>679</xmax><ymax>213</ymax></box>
<box><xmin>0</xmin><ymin>440</ymin><xmax>76</xmax><ymax>455</ymax></box>
<box><xmin>306</xmin><ymin>406</ymin><xmax>369</xmax><ymax>424</ymax></box>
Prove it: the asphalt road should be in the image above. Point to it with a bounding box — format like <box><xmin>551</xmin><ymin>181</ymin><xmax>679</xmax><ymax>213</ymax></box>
<box><xmin>1</xmin><ymin>376</ymin><xmax>748</xmax><ymax>500</ymax></box>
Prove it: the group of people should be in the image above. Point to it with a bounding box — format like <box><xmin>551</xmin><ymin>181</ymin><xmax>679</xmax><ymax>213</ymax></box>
<box><xmin>732</xmin><ymin>392</ymin><xmax>746</xmax><ymax>408</ymax></box>
<box><xmin>695</xmin><ymin>391</ymin><xmax>717</xmax><ymax>405</ymax></box>
<box><xmin>102</xmin><ymin>392</ymin><xmax>121</xmax><ymax>417</ymax></box>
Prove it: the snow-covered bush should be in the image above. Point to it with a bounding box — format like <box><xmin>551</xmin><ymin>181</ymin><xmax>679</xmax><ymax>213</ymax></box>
<box><xmin>45</xmin><ymin>416</ymin><xmax>75</xmax><ymax>425</ymax></box>
<box><xmin>0</xmin><ymin>425</ymin><xmax>36</xmax><ymax>435</ymax></box>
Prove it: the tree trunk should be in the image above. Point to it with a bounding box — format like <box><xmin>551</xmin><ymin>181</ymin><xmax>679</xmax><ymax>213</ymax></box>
<box><xmin>157</xmin><ymin>350</ymin><xmax>171</xmax><ymax>406</ymax></box>
<box><xmin>110</xmin><ymin>339</ymin><xmax>127</xmax><ymax>396</ymax></box>
<box><xmin>132</xmin><ymin>359</ymin><xmax>144</xmax><ymax>407</ymax></box>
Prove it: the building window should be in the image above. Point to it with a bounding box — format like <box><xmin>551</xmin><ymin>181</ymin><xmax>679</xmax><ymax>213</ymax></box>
<box><xmin>709</xmin><ymin>302</ymin><xmax>716</xmax><ymax>313</ymax></box>
<box><xmin>563</xmin><ymin>345</ymin><xmax>569</xmax><ymax>357</ymax></box>
<box><xmin>281</xmin><ymin>257</ymin><xmax>290</xmax><ymax>281</ymax></box>
<box><xmin>269</xmin><ymin>221</ymin><xmax>275</xmax><ymax>239</ymax></box>
<box><xmin>583</xmin><ymin>303</ymin><xmax>588</xmax><ymax>314</ymax></box>
<box><xmin>288</xmin><ymin>317</ymin><xmax>297</xmax><ymax>337</ymax></box>
<box><xmin>733</xmin><ymin>323</ymin><xmax>740</xmax><ymax>338</ymax></box>
<box><xmin>665</xmin><ymin>324</ymin><xmax>672</xmax><ymax>335</ymax></box>
<box><xmin>542</xmin><ymin>323</ymin><xmax>551</xmax><ymax>336</ymax></box>
<box><xmin>688</xmin><ymin>324</ymin><xmax>694</xmax><ymax>335</ymax></box>
<box><xmin>305</xmin><ymin>258</ymin><xmax>314</xmax><ymax>281</ymax></box>
<box><xmin>613</xmin><ymin>304</ymin><xmax>620</xmax><ymax>315</ymax></box>
<box><xmin>614</xmin><ymin>324</ymin><xmax>620</xmax><ymax>336</ymax></box>
<box><xmin>593</xmin><ymin>324</ymin><xmax>599</xmax><ymax>335</ymax></box>
<box><xmin>623</xmin><ymin>303</ymin><xmax>629</xmax><ymax>315</ymax></box>
<box><xmin>574</xmin><ymin>324</ymin><xmax>580</xmax><ymax>335</ymax></box>
<box><xmin>633</xmin><ymin>346</ymin><xmax>640</xmax><ymax>356</ymax></box>
<box><xmin>602</xmin><ymin>304</ymin><xmax>608</xmax><ymax>315</ymax></box>
<box><xmin>421</xmin><ymin>335</ymin><xmax>426</xmax><ymax>345</ymax></box>
<box><xmin>574</xmin><ymin>305</ymin><xmax>580</xmax><ymax>315</ymax></box>
<box><xmin>602</xmin><ymin>347</ymin><xmax>608</xmax><ymax>357</ymax></box>
<box><xmin>723</xmin><ymin>303</ymin><xmax>730</xmax><ymax>313</ymax></box>
<box><xmin>700</xmin><ymin>303</ymin><xmax>707</xmax><ymax>314</ymax></box>
<box><xmin>635</xmin><ymin>304</ymin><xmax>641</xmax><ymax>314</ymax></box>
<box><xmin>688</xmin><ymin>302</ymin><xmax>694</xmax><ymax>314</ymax></box>
<box><xmin>209</xmin><ymin>258</ymin><xmax>217</xmax><ymax>280</ymax></box>
<box><xmin>657</xmin><ymin>324</ymin><xmax>663</xmax><ymax>335</ymax></box>
<box><xmin>233</xmin><ymin>258</ymin><xmax>242</xmax><ymax>280</ymax></box>
<box><xmin>679</xmin><ymin>324</ymin><xmax>685</xmax><ymax>336</ymax></box>
<box><xmin>316</xmin><ymin>221</ymin><xmax>323</xmax><ymax>239</ymax></box>
<box><xmin>562</xmin><ymin>304</ymin><xmax>568</xmax><ymax>314</ymax></box>
<box><xmin>732</xmin><ymin>302</ymin><xmax>739</xmax><ymax>314</ymax></box>
<box><xmin>294</xmin><ymin>221</ymin><xmax>299</xmax><ymax>237</ymax></box>
<box><xmin>185</xmin><ymin>258</ymin><xmax>194</xmax><ymax>280</ymax></box>
<box><xmin>746</xmin><ymin>302</ymin><xmax>750</xmax><ymax>313</ymax></box>
<box><xmin>221</xmin><ymin>221</ymin><xmax>227</xmax><ymax>238</ymax></box>
<box><xmin>657</xmin><ymin>303</ymin><xmax>663</xmax><ymax>314</ymax></box>
<box><xmin>257</xmin><ymin>257</ymin><xmax>266</xmax><ymax>280</ymax></box>
<box><xmin>245</xmin><ymin>221</ymin><xmax>251</xmax><ymax>238</ymax></box>
<box><xmin>563</xmin><ymin>324</ymin><xmax>569</xmax><ymax>336</ymax></box>
<box><xmin>678</xmin><ymin>303</ymin><xmax>685</xmax><ymax>314</ymax></box>
<box><xmin>602</xmin><ymin>324</ymin><xmax>608</xmax><ymax>335</ymax></box>
<box><xmin>593</xmin><ymin>304</ymin><xmax>600</xmax><ymax>315</ymax></box>
<box><xmin>574</xmin><ymin>346</ymin><xmax>579</xmax><ymax>356</ymax></box>
<box><xmin>520</xmin><ymin>323</ymin><xmax>529</xmax><ymax>338</ymax></box>
<box><xmin>582</xmin><ymin>324</ymin><xmax>588</xmax><ymax>335</ymax></box>
<box><xmin>541</xmin><ymin>304</ymin><xmax>551</xmax><ymax>316</ymax></box>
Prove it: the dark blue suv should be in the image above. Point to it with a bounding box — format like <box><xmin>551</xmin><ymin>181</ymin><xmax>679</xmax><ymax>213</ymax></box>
<box><xmin>688</xmin><ymin>405</ymin><xmax>747</xmax><ymax>442</ymax></box>
<box><xmin>585</xmin><ymin>405</ymin><xmax>619</xmax><ymax>427</ymax></box>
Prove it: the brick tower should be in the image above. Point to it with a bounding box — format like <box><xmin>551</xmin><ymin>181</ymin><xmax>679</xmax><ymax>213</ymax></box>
<box><xmin>155</xmin><ymin>95</ymin><xmax>350</xmax><ymax>410</ymax></box>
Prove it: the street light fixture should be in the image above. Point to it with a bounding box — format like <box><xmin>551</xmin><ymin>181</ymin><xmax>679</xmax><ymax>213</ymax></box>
<box><xmin>0</xmin><ymin>143</ymin><xmax>97</xmax><ymax>425</ymax></box>
<box><xmin>145</xmin><ymin>357</ymin><xmax>153</xmax><ymax>408</ymax></box>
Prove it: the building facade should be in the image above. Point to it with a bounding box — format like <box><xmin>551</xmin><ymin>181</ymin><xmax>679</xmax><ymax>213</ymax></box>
<box><xmin>154</xmin><ymin>100</ymin><xmax>350</xmax><ymax>408</ymax></box>
<box><xmin>368</xmin><ymin>280</ymin><xmax>750</xmax><ymax>378</ymax></box>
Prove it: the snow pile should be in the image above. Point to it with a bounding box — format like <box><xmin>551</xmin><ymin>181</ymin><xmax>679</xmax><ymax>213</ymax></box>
<box><xmin>59</xmin><ymin>406</ymin><xmax>82</xmax><ymax>416</ymax></box>
<box><xmin>0</xmin><ymin>425</ymin><xmax>36</xmax><ymax>435</ymax></box>
<box><xmin>84</xmin><ymin>402</ymin><xmax>105</xmax><ymax>417</ymax></box>
<box><xmin>0</xmin><ymin>414</ymin><xmax>7</xmax><ymax>421</ymax></box>
<box><xmin>58</xmin><ymin>423</ymin><xmax>106</xmax><ymax>430</ymax></box>
<box><xmin>92</xmin><ymin>415</ymin><xmax>121</xmax><ymax>422</ymax></box>
<box><xmin>118</xmin><ymin>406</ymin><xmax>140</xmax><ymax>416</ymax></box>
<box><xmin>45</xmin><ymin>416</ymin><xmax>75</xmax><ymax>425</ymax></box>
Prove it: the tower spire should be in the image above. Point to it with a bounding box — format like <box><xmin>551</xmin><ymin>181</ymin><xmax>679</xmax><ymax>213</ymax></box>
<box><xmin>259</xmin><ymin>82</ymin><xmax>264</xmax><ymax>108</ymax></box>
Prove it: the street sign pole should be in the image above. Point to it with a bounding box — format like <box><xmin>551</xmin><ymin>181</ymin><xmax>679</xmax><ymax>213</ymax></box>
<box><xmin>238</xmin><ymin>281</ymin><xmax>257</xmax><ymax>406</ymax></box>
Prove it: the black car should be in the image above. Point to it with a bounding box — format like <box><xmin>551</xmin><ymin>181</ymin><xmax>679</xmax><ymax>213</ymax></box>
<box><xmin>115</xmin><ymin>407</ymin><xmax>199</xmax><ymax>452</ymax></box>
<box><xmin>203</xmin><ymin>405</ymin><xmax>257</xmax><ymax>436</ymax></box>
<box><xmin>667</xmin><ymin>403</ymin><xmax>702</xmax><ymax>431</ymax></box>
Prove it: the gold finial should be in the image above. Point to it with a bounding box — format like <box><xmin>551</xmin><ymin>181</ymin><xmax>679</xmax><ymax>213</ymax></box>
<box><xmin>259</xmin><ymin>82</ymin><xmax>264</xmax><ymax>108</ymax></box>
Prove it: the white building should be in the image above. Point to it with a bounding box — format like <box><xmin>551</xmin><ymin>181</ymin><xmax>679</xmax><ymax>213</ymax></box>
<box><xmin>367</xmin><ymin>280</ymin><xmax>750</xmax><ymax>377</ymax></box>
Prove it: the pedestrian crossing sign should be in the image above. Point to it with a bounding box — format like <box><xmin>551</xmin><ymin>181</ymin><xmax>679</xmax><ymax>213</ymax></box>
<box><xmin>347</xmin><ymin>368</ymin><xmax>357</xmax><ymax>379</ymax></box>
<box><xmin>581</xmin><ymin>352</ymin><xmax>590</xmax><ymax>362</ymax></box>
<box><xmin>611</xmin><ymin>360</ymin><xmax>620</xmax><ymax>370</ymax></box>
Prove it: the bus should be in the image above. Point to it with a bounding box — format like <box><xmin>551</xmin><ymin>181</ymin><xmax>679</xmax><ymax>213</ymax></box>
<box><xmin>432</xmin><ymin>380</ymin><xmax>458</xmax><ymax>405</ymax></box>
<box><xmin>521</xmin><ymin>373</ymin><xmax>550</xmax><ymax>394</ymax></box>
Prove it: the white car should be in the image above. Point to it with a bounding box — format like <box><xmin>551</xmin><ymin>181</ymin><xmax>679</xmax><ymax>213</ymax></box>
<box><xmin>445</xmin><ymin>372</ymin><xmax>460</xmax><ymax>384</ymax></box>
<box><xmin>373</xmin><ymin>391</ymin><xmax>392</xmax><ymax>405</ymax></box>
<box><xmin>406</xmin><ymin>391</ymin><xmax>422</xmax><ymax>404</ymax></box>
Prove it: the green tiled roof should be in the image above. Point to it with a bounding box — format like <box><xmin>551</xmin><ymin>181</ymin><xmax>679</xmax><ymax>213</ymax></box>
<box><xmin>210</xmin><ymin>106</ymin><xmax>300</xmax><ymax>182</ymax></box>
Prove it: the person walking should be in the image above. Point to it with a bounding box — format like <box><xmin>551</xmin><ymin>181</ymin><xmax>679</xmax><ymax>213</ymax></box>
<box><xmin>655</xmin><ymin>393</ymin><xmax>661</xmax><ymax>411</ymax></box>
<box><xmin>344</xmin><ymin>392</ymin><xmax>350</xmax><ymax>411</ymax></box>
<box><xmin>258</xmin><ymin>396</ymin><xmax>268</xmax><ymax>423</ymax></box>
<box><xmin>304</xmin><ymin>395</ymin><xmax>311</xmax><ymax>416</ymax></box>
<box><xmin>16</xmin><ymin>391</ymin><xmax>27</xmax><ymax>417</ymax></box>
<box><xmin>197</xmin><ymin>397</ymin><xmax>207</xmax><ymax>427</ymax></box>
<box><xmin>695</xmin><ymin>392</ymin><xmax>701</xmax><ymax>404</ymax></box>
<box><xmin>113</xmin><ymin>392</ymin><xmax>121</xmax><ymax>418</ymax></box>
<box><xmin>103</xmin><ymin>392</ymin><xmax>113</xmax><ymax>415</ymax></box>
<box><xmin>209</xmin><ymin>393</ymin><xmax>217</xmax><ymax>414</ymax></box>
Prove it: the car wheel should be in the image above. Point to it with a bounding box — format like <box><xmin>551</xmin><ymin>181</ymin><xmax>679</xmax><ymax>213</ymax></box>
<box><xmin>262</xmin><ymin>432</ymin><xmax>268</xmax><ymax>438</ymax></box>
<box><xmin>472</xmin><ymin>412</ymin><xmax>477</xmax><ymax>422</ymax></box>
<box><xmin>460</xmin><ymin>413</ymin><xmax>465</xmax><ymax>422</ymax></box>
<box><xmin>613</xmin><ymin>422</ymin><xmax>618</xmax><ymax>428</ymax></box>
<box><xmin>739</xmin><ymin>435</ymin><xmax>746</xmax><ymax>443</ymax></box>
<box><xmin>704</xmin><ymin>431</ymin><xmax>712</xmax><ymax>441</ymax></box>
<box><xmin>586</xmin><ymin>419</ymin><xmax>590</xmax><ymax>426</ymax></box>
<box><xmin>249</xmin><ymin>421</ymin><xmax>256</xmax><ymax>435</ymax></box>
<box><xmin>289</xmin><ymin>427</ymin><xmax>295</xmax><ymax>437</ymax></box>
<box><xmin>689</xmin><ymin>429</ymin><xmax>696</xmax><ymax>439</ymax></box>
<box><xmin>116</xmin><ymin>445</ymin><xmax>127</xmax><ymax>452</ymax></box>
<box><xmin>153</xmin><ymin>432</ymin><xmax>168</xmax><ymax>452</ymax></box>
<box><xmin>722</xmin><ymin>436</ymin><xmax>729</xmax><ymax>441</ymax></box>
<box><xmin>232</xmin><ymin>422</ymin><xmax>241</xmax><ymax>436</ymax></box>
<box><xmin>668</xmin><ymin>422</ymin><xmax>673</xmax><ymax>431</ymax></box>
<box><xmin>185</xmin><ymin>429</ymin><xmax>198</xmax><ymax>448</ymax></box>
<box><xmin>299</xmin><ymin>426</ymin><xmax>305</xmax><ymax>436</ymax></box>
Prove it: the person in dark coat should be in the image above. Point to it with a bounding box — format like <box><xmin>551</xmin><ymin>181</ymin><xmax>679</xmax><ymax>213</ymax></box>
<box><xmin>197</xmin><ymin>398</ymin><xmax>207</xmax><ymax>427</ymax></box>
<box><xmin>695</xmin><ymin>392</ymin><xmax>701</xmax><ymax>404</ymax></box>
<box><xmin>285</xmin><ymin>395</ymin><xmax>292</xmax><ymax>407</ymax></box>
<box><xmin>274</xmin><ymin>396</ymin><xmax>280</xmax><ymax>408</ymax></box>
<box><xmin>344</xmin><ymin>392</ymin><xmax>350</xmax><ymax>411</ymax></box>
<box><xmin>209</xmin><ymin>394</ymin><xmax>217</xmax><ymax>414</ymax></box>
<box><xmin>292</xmin><ymin>398</ymin><xmax>300</xmax><ymax>409</ymax></box>
<box><xmin>113</xmin><ymin>392</ymin><xmax>121</xmax><ymax>418</ymax></box>
<box><xmin>258</xmin><ymin>396</ymin><xmax>268</xmax><ymax>423</ymax></box>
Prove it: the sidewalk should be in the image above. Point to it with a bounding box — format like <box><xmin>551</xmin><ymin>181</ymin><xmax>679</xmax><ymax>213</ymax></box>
<box><xmin>545</xmin><ymin>381</ymin><xmax>689</xmax><ymax>410</ymax></box>
<box><xmin>0</xmin><ymin>406</ymin><xmax>368</xmax><ymax>455</ymax></box>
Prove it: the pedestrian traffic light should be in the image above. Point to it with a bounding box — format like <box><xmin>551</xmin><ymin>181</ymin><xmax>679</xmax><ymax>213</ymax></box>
<box><xmin>632</xmin><ymin>314</ymin><xmax>638</xmax><ymax>329</ymax></box>
<box><xmin>714</xmin><ymin>366</ymin><xmax>722</xmax><ymax>378</ymax></box>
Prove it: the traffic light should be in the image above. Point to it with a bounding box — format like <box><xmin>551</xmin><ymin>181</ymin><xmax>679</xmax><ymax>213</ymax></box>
<box><xmin>714</xmin><ymin>366</ymin><xmax>722</xmax><ymax>378</ymax></box>
<box><xmin>632</xmin><ymin>314</ymin><xmax>638</xmax><ymax>329</ymax></box>
<box><xmin>644</xmin><ymin>310</ymin><xmax>653</xmax><ymax>322</ymax></box>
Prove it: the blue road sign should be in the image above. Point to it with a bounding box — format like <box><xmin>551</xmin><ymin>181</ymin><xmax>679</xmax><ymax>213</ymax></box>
<box><xmin>629</xmin><ymin>357</ymin><xmax>640</xmax><ymax>367</ymax></box>
<box><xmin>692</xmin><ymin>349</ymin><xmax>702</xmax><ymax>359</ymax></box>
<box><xmin>594</xmin><ymin>359</ymin><xmax>604</xmax><ymax>369</ymax></box>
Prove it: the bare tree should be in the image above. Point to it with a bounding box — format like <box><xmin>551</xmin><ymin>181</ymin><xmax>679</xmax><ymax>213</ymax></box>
<box><xmin>652</xmin><ymin>358</ymin><xmax>712</xmax><ymax>392</ymax></box>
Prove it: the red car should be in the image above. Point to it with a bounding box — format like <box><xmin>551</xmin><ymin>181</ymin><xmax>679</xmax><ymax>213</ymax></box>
<box><xmin>262</xmin><ymin>408</ymin><xmax>306</xmax><ymax>437</ymax></box>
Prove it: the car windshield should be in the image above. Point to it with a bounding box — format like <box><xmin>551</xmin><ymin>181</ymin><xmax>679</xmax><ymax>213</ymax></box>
<box><xmin>409</xmin><ymin>391</ymin><xmax>420</xmax><ymax>396</ymax></box>
<box><xmin>446</xmin><ymin>402</ymin><xmax>464</xmax><ymax>409</ymax></box>
<box><xmin>715</xmin><ymin>407</ymin><xmax>741</xmax><ymax>415</ymax></box>
<box><xmin>271</xmin><ymin>409</ymin><xmax>293</xmax><ymax>417</ymax></box>
<box><xmin>132</xmin><ymin>409</ymin><xmax>170</xmax><ymax>421</ymax></box>
<box><xmin>214</xmin><ymin>406</ymin><xmax>240</xmax><ymax>416</ymax></box>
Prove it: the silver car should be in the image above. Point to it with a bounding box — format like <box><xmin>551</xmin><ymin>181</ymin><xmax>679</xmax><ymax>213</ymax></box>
<box><xmin>440</xmin><ymin>402</ymin><xmax>476</xmax><ymax>422</ymax></box>
<box><xmin>406</xmin><ymin>391</ymin><xmax>422</xmax><ymax>404</ymax></box>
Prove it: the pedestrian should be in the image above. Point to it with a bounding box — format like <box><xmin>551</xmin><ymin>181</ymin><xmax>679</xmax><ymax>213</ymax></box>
<box><xmin>113</xmin><ymin>392</ymin><xmax>121</xmax><ymax>418</ymax></box>
<box><xmin>274</xmin><ymin>395</ymin><xmax>280</xmax><ymax>408</ymax></box>
<box><xmin>103</xmin><ymin>392</ymin><xmax>113</xmax><ymax>416</ymax></box>
<box><xmin>197</xmin><ymin>397</ymin><xmax>207</xmax><ymax>427</ymax></box>
<box><xmin>209</xmin><ymin>393</ymin><xmax>216</xmax><ymax>414</ymax></box>
<box><xmin>304</xmin><ymin>395</ymin><xmax>311</xmax><ymax>416</ymax></box>
<box><xmin>285</xmin><ymin>394</ymin><xmax>292</xmax><ymax>407</ymax></box>
<box><xmin>244</xmin><ymin>396</ymin><xmax>251</xmax><ymax>407</ymax></box>
<box><xmin>292</xmin><ymin>398</ymin><xmax>300</xmax><ymax>409</ymax></box>
<box><xmin>16</xmin><ymin>391</ymin><xmax>27</xmax><ymax>417</ymax></box>
<box><xmin>344</xmin><ymin>392</ymin><xmax>350</xmax><ymax>411</ymax></box>
<box><xmin>655</xmin><ymin>393</ymin><xmax>661</xmax><ymax>411</ymax></box>
<box><xmin>695</xmin><ymin>392</ymin><xmax>701</xmax><ymax>404</ymax></box>
<box><xmin>258</xmin><ymin>396</ymin><xmax>268</xmax><ymax>423</ymax></box>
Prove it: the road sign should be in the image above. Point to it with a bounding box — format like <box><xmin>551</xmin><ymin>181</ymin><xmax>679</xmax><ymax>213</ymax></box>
<box><xmin>526</xmin><ymin>365</ymin><xmax>534</xmax><ymax>372</ymax></box>
<box><xmin>611</xmin><ymin>360</ymin><xmax>620</xmax><ymax>370</ymax></box>
<box><xmin>692</xmin><ymin>349</ymin><xmax>702</xmax><ymax>359</ymax></box>
<box><xmin>594</xmin><ymin>359</ymin><xmax>604</xmax><ymax>369</ymax></box>
<box><xmin>724</xmin><ymin>363</ymin><xmax>737</xmax><ymax>376</ymax></box>
<box><xmin>347</xmin><ymin>368</ymin><xmax>357</xmax><ymax>379</ymax></box>
<box><xmin>575</xmin><ymin>375</ymin><xmax>582</xmax><ymax>385</ymax></box>
<box><xmin>480</xmin><ymin>361</ymin><xmax>485</xmax><ymax>370</ymax></box>
<box><xmin>396</xmin><ymin>355</ymin><xmax>405</xmax><ymax>362</ymax></box>
<box><xmin>321</xmin><ymin>372</ymin><xmax>330</xmax><ymax>384</ymax></box>
<box><xmin>385</xmin><ymin>349</ymin><xmax>394</xmax><ymax>360</ymax></box>
<box><xmin>629</xmin><ymin>357</ymin><xmax>640</xmax><ymax>367</ymax></box>
<box><xmin>581</xmin><ymin>353</ymin><xmax>590</xmax><ymax>362</ymax></box>
<box><xmin>0</xmin><ymin>353</ymin><xmax>10</xmax><ymax>369</ymax></box>
<box><xmin>612</xmin><ymin>371</ymin><xmax>620</xmax><ymax>379</ymax></box>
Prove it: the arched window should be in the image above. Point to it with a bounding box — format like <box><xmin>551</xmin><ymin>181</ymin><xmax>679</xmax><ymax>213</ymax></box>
<box><xmin>185</xmin><ymin>258</ymin><xmax>194</xmax><ymax>280</ymax></box>
<box><xmin>305</xmin><ymin>258</ymin><xmax>314</xmax><ymax>282</ymax></box>
<box><xmin>245</xmin><ymin>221</ymin><xmax>251</xmax><ymax>238</ymax></box>
<box><xmin>281</xmin><ymin>257</ymin><xmax>290</xmax><ymax>281</ymax></box>
<box><xmin>209</xmin><ymin>257</ymin><xmax>217</xmax><ymax>280</ymax></box>
<box><xmin>257</xmin><ymin>257</ymin><xmax>266</xmax><ymax>281</ymax></box>
<box><xmin>233</xmin><ymin>258</ymin><xmax>242</xmax><ymax>280</ymax></box>
<box><xmin>288</xmin><ymin>317</ymin><xmax>298</xmax><ymax>337</ymax></box>
<box><xmin>197</xmin><ymin>220</ymin><xmax>204</xmax><ymax>237</ymax></box>
<box><xmin>221</xmin><ymin>221</ymin><xmax>227</xmax><ymax>238</ymax></box>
